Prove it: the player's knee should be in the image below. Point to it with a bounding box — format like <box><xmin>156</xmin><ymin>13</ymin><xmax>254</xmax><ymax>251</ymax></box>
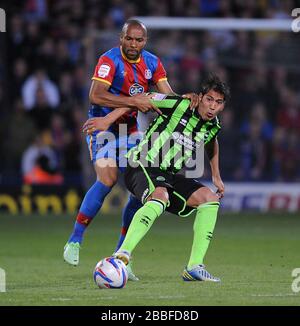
<box><xmin>149</xmin><ymin>187</ymin><xmax>169</xmax><ymax>204</ymax></box>
<box><xmin>206</xmin><ymin>191</ymin><xmax>219</xmax><ymax>203</ymax></box>
<box><xmin>200</xmin><ymin>187</ymin><xmax>219</xmax><ymax>204</ymax></box>
<box><xmin>95</xmin><ymin>162</ymin><xmax>118</xmax><ymax>187</ymax></box>
<box><xmin>97</xmin><ymin>174</ymin><xmax>117</xmax><ymax>187</ymax></box>
<box><xmin>188</xmin><ymin>187</ymin><xmax>219</xmax><ymax>207</ymax></box>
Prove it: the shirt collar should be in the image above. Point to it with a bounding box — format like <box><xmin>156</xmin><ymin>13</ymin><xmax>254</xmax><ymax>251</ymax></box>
<box><xmin>192</xmin><ymin>107</ymin><xmax>201</xmax><ymax>119</ymax></box>
<box><xmin>192</xmin><ymin>108</ymin><xmax>215</xmax><ymax>125</ymax></box>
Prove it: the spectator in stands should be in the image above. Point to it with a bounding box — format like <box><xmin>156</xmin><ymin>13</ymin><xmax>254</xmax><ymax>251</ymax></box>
<box><xmin>272</xmin><ymin>129</ymin><xmax>300</xmax><ymax>182</ymax></box>
<box><xmin>11</xmin><ymin>58</ymin><xmax>28</xmax><ymax>100</ymax></box>
<box><xmin>22</xmin><ymin>69</ymin><xmax>60</xmax><ymax>110</ymax></box>
<box><xmin>23</xmin><ymin>154</ymin><xmax>64</xmax><ymax>185</ymax></box>
<box><xmin>28</xmin><ymin>87</ymin><xmax>54</xmax><ymax>130</ymax></box>
<box><xmin>21</xmin><ymin>132</ymin><xmax>59</xmax><ymax>177</ymax></box>
<box><xmin>277</xmin><ymin>89</ymin><xmax>300</xmax><ymax>132</ymax></box>
<box><xmin>1</xmin><ymin>99</ymin><xmax>37</xmax><ymax>172</ymax></box>
<box><xmin>23</xmin><ymin>0</ymin><xmax>48</xmax><ymax>22</ymax></box>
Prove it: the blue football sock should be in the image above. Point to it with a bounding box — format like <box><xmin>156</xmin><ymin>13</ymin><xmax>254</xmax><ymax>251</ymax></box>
<box><xmin>115</xmin><ymin>194</ymin><xmax>142</xmax><ymax>251</ymax></box>
<box><xmin>68</xmin><ymin>181</ymin><xmax>111</xmax><ymax>244</ymax></box>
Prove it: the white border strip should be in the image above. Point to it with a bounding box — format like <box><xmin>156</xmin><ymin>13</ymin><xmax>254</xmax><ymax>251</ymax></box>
<box><xmin>134</xmin><ymin>17</ymin><xmax>293</xmax><ymax>31</ymax></box>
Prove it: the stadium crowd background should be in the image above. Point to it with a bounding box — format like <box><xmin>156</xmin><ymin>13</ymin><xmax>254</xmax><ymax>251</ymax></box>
<box><xmin>0</xmin><ymin>0</ymin><xmax>299</xmax><ymax>187</ymax></box>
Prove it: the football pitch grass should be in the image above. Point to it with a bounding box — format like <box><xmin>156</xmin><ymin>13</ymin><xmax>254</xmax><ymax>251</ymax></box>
<box><xmin>0</xmin><ymin>211</ymin><xmax>299</xmax><ymax>306</ymax></box>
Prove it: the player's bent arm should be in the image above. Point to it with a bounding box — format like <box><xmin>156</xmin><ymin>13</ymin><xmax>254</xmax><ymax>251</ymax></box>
<box><xmin>89</xmin><ymin>80</ymin><xmax>157</xmax><ymax>113</ymax></box>
<box><xmin>105</xmin><ymin>107</ymin><xmax>132</xmax><ymax>124</ymax></box>
<box><xmin>82</xmin><ymin>107</ymin><xmax>132</xmax><ymax>134</ymax></box>
<box><xmin>205</xmin><ymin>138</ymin><xmax>225</xmax><ymax>196</ymax></box>
<box><xmin>205</xmin><ymin>137</ymin><xmax>221</xmax><ymax>178</ymax></box>
<box><xmin>90</xmin><ymin>80</ymin><xmax>135</xmax><ymax>108</ymax></box>
<box><xmin>155</xmin><ymin>79</ymin><xmax>176</xmax><ymax>95</ymax></box>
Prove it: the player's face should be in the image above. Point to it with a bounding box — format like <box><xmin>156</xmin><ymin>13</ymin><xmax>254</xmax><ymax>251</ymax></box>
<box><xmin>120</xmin><ymin>26</ymin><xmax>147</xmax><ymax>60</ymax></box>
<box><xmin>198</xmin><ymin>89</ymin><xmax>225</xmax><ymax>120</ymax></box>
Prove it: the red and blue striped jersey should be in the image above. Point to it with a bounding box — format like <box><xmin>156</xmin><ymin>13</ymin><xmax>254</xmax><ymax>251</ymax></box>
<box><xmin>89</xmin><ymin>46</ymin><xmax>167</xmax><ymax>135</ymax></box>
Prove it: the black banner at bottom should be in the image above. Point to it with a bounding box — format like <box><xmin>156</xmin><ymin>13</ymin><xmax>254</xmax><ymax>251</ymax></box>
<box><xmin>0</xmin><ymin>306</ymin><xmax>299</xmax><ymax>321</ymax></box>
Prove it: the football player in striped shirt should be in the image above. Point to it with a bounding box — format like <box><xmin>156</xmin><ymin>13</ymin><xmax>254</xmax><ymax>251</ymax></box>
<box><xmin>63</xmin><ymin>19</ymin><xmax>198</xmax><ymax>281</ymax></box>
<box><xmin>92</xmin><ymin>74</ymin><xmax>230</xmax><ymax>282</ymax></box>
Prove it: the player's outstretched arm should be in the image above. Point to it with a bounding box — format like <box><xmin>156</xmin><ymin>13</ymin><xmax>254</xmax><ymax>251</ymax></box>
<box><xmin>205</xmin><ymin>138</ymin><xmax>225</xmax><ymax>198</ymax></box>
<box><xmin>82</xmin><ymin>107</ymin><xmax>132</xmax><ymax>135</ymax></box>
<box><xmin>89</xmin><ymin>80</ymin><xmax>158</xmax><ymax>113</ymax></box>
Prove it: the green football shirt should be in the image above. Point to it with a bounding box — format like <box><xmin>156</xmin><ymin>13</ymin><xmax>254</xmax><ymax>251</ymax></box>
<box><xmin>127</xmin><ymin>93</ymin><xmax>221</xmax><ymax>174</ymax></box>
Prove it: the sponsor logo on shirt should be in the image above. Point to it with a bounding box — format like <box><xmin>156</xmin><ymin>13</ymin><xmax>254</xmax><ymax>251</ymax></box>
<box><xmin>129</xmin><ymin>83</ymin><xmax>144</xmax><ymax>96</ymax></box>
<box><xmin>179</xmin><ymin>118</ymin><xmax>188</xmax><ymax>126</ymax></box>
<box><xmin>172</xmin><ymin>132</ymin><xmax>200</xmax><ymax>150</ymax></box>
<box><xmin>97</xmin><ymin>64</ymin><xmax>111</xmax><ymax>78</ymax></box>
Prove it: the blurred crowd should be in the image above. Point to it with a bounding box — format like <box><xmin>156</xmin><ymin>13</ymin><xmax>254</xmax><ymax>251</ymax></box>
<box><xmin>0</xmin><ymin>0</ymin><xmax>299</xmax><ymax>185</ymax></box>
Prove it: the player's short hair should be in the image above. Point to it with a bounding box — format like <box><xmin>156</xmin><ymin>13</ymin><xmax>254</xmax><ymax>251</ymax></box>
<box><xmin>121</xmin><ymin>19</ymin><xmax>147</xmax><ymax>37</ymax></box>
<box><xmin>201</xmin><ymin>73</ymin><xmax>230</xmax><ymax>101</ymax></box>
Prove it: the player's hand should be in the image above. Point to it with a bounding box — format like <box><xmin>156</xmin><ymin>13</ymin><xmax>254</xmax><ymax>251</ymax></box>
<box><xmin>182</xmin><ymin>93</ymin><xmax>199</xmax><ymax>110</ymax></box>
<box><xmin>82</xmin><ymin>117</ymin><xmax>111</xmax><ymax>135</ymax></box>
<box><xmin>212</xmin><ymin>175</ymin><xmax>225</xmax><ymax>199</ymax></box>
<box><xmin>131</xmin><ymin>93</ymin><xmax>162</xmax><ymax>115</ymax></box>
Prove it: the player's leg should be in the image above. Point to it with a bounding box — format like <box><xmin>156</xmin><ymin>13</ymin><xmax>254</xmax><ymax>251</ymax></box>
<box><xmin>64</xmin><ymin>158</ymin><xmax>118</xmax><ymax>266</ymax></box>
<box><xmin>115</xmin><ymin>194</ymin><xmax>142</xmax><ymax>252</ymax></box>
<box><xmin>114</xmin><ymin>165</ymin><xmax>169</xmax><ymax>264</ymax></box>
<box><xmin>169</xmin><ymin>175</ymin><xmax>221</xmax><ymax>281</ymax></box>
<box><xmin>111</xmin><ymin>134</ymin><xmax>144</xmax><ymax>280</ymax></box>
<box><xmin>114</xmin><ymin>194</ymin><xmax>142</xmax><ymax>281</ymax></box>
<box><xmin>182</xmin><ymin>187</ymin><xmax>221</xmax><ymax>282</ymax></box>
<box><xmin>116</xmin><ymin>187</ymin><xmax>168</xmax><ymax>264</ymax></box>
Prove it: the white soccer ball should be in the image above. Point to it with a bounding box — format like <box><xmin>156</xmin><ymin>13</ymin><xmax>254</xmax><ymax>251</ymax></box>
<box><xmin>93</xmin><ymin>257</ymin><xmax>128</xmax><ymax>289</ymax></box>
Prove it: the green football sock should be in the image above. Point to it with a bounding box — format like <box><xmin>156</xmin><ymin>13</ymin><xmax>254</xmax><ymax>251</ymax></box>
<box><xmin>119</xmin><ymin>199</ymin><xmax>166</xmax><ymax>253</ymax></box>
<box><xmin>187</xmin><ymin>202</ymin><xmax>220</xmax><ymax>269</ymax></box>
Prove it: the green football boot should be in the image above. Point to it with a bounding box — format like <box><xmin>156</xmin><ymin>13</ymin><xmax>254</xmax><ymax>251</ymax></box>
<box><xmin>126</xmin><ymin>261</ymin><xmax>139</xmax><ymax>282</ymax></box>
<box><xmin>113</xmin><ymin>250</ymin><xmax>139</xmax><ymax>281</ymax></box>
<box><xmin>63</xmin><ymin>242</ymin><xmax>81</xmax><ymax>266</ymax></box>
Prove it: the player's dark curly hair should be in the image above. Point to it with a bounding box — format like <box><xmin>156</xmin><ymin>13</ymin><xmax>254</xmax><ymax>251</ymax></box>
<box><xmin>201</xmin><ymin>73</ymin><xmax>230</xmax><ymax>101</ymax></box>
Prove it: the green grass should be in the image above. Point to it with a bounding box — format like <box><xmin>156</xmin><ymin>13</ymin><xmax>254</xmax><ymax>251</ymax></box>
<box><xmin>0</xmin><ymin>212</ymin><xmax>299</xmax><ymax>306</ymax></box>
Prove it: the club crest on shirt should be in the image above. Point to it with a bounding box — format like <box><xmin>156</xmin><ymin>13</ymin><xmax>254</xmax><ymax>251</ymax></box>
<box><xmin>129</xmin><ymin>83</ymin><xmax>144</xmax><ymax>96</ymax></box>
<box><xmin>144</xmin><ymin>69</ymin><xmax>152</xmax><ymax>80</ymax></box>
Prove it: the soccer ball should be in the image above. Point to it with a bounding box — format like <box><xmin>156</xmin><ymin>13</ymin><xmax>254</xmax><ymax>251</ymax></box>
<box><xmin>93</xmin><ymin>257</ymin><xmax>128</xmax><ymax>289</ymax></box>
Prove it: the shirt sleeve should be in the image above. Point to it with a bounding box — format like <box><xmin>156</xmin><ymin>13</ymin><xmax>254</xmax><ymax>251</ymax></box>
<box><xmin>91</xmin><ymin>56</ymin><xmax>116</xmax><ymax>86</ymax></box>
<box><xmin>150</xmin><ymin>93</ymin><xmax>188</xmax><ymax>116</ymax></box>
<box><xmin>152</xmin><ymin>58</ymin><xmax>167</xmax><ymax>84</ymax></box>
<box><xmin>206</xmin><ymin>123</ymin><xmax>221</xmax><ymax>145</ymax></box>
